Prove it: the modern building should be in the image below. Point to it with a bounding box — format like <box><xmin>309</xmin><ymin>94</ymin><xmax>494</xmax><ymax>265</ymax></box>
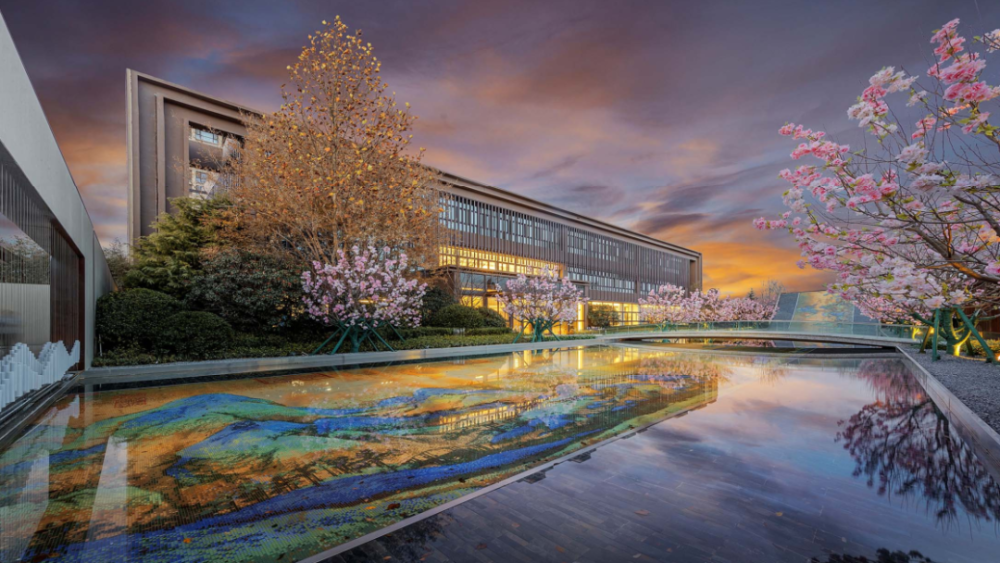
<box><xmin>126</xmin><ymin>71</ymin><xmax>702</xmax><ymax>329</ymax></box>
<box><xmin>1</xmin><ymin>11</ymin><xmax>113</xmax><ymax>373</ymax></box>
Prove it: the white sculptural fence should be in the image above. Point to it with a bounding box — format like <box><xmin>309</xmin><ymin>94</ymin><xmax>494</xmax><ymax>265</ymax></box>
<box><xmin>0</xmin><ymin>341</ymin><xmax>79</xmax><ymax>412</ymax></box>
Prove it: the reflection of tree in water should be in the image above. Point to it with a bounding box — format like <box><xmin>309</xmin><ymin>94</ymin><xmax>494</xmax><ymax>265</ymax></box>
<box><xmin>851</xmin><ymin>359</ymin><xmax>926</xmax><ymax>404</ymax></box>
<box><xmin>725</xmin><ymin>339</ymin><xmax>777</xmax><ymax>347</ymax></box>
<box><xmin>751</xmin><ymin>357</ymin><xmax>790</xmax><ymax>386</ymax></box>
<box><xmin>636</xmin><ymin>354</ymin><xmax>729</xmax><ymax>385</ymax></box>
<box><xmin>635</xmin><ymin>352</ymin><xmax>793</xmax><ymax>387</ymax></box>
<box><xmin>811</xmin><ymin>549</ymin><xmax>936</xmax><ymax>563</ymax></box>
<box><xmin>837</xmin><ymin>360</ymin><xmax>1000</xmax><ymax>524</ymax></box>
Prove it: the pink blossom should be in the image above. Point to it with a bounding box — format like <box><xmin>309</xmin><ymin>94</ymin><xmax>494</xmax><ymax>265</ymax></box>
<box><xmin>496</xmin><ymin>267</ymin><xmax>584</xmax><ymax>329</ymax></box>
<box><xmin>907</xmin><ymin>91</ymin><xmax>928</xmax><ymax>106</ymax></box>
<box><xmin>897</xmin><ymin>143</ymin><xmax>928</xmax><ymax>165</ymax></box>
<box><xmin>937</xmin><ymin>57</ymin><xmax>985</xmax><ymax>85</ymax></box>
<box><xmin>963</xmin><ymin>111</ymin><xmax>990</xmax><ymax>134</ymax></box>
<box><xmin>911</xmin><ymin>116</ymin><xmax>936</xmax><ymax>139</ymax></box>
<box><xmin>302</xmin><ymin>245</ymin><xmax>427</xmax><ymax>329</ymax></box>
<box><xmin>930</xmin><ymin>19</ymin><xmax>961</xmax><ymax>46</ymax></box>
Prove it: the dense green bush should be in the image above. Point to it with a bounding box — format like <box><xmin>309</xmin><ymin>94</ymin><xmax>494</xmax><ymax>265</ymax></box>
<box><xmin>96</xmin><ymin>288</ymin><xmax>185</xmax><ymax>351</ymax></box>
<box><xmin>588</xmin><ymin>305</ymin><xmax>620</xmax><ymax>329</ymax></box>
<box><xmin>157</xmin><ymin>311</ymin><xmax>235</xmax><ymax>359</ymax></box>
<box><xmin>429</xmin><ymin>304</ymin><xmax>485</xmax><ymax>329</ymax></box>
<box><xmin>384</xmin><ymin>326</ymin><xmax>454</xmax><ymax>340</ymax></box>
<box><xmin>420</xmin><ymin>286</ymin><xmax>457</xmax><ymax>324</ymax></box>
<box><xmin>466</xmin><ymin>327</ymin><xmax>513</xmax><ymax>336</ymax></box>
<box><xmin>123</xmin><ymin>197</ymin><xmax>230</xmax><ymax>297</ymax></box>
<box><xmin>393</xmin><ymin>333</ymin><xmax>594</xmax><ymax>350</ymax></box>
<box><xmin>186</xmin><ymin>250</ymin><xmax>304</xmax><ymax>333</ymax></box>
<box><xmin>478</xmin><ymin>307</ymin><xmax>508</xmax><ymax>328</ymax></box>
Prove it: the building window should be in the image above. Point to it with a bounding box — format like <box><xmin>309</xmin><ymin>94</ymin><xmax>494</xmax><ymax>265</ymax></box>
<box><xmin>189</xmin><ymin>168</ymin><xmax>216</xmax><ymax>199</ymax></box>
<box><xmin>590</xmin><ymin>301</ymin><xmax>640</xmax><ymax>326</ymax></box>
<box><xmin>439</xmin><ymin>246</ymin><xmax>561</xmax><ymax>277</ymax></box>
<box><xmin>190</xmin><ymin>127</ymin><xmax>223</xmax><ymax>146</ymax></box>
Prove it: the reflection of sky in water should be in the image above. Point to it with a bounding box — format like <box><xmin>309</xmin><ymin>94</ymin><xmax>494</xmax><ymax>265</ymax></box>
<box><xmin>0</xmin><ymin>347</ymin><xmax>997</xmax><ymax>563</ymax></box>
<box><xmin>614</xmin><ymin>359</ymin><xmax>1000</xmax><ymax>562</ymax></box>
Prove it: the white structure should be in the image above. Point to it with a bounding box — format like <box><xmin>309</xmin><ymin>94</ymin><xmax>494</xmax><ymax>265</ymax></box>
<box><xmin>0</xmin><ymin>342</ymin><xmax>79</xmax><ymax>411</ymax></box>
<box><xmin>0</xmin><ymin>9</ymin><xmax>113</xmax><ymax>416</ymax></box>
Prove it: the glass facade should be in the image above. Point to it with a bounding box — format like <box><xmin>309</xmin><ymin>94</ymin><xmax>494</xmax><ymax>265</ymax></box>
<box><xmin>0</xmin><ymin>145</ymin><xmax>83</xmax><ymax>365</ymax></box>
<box><xmin>439</xmin><ymin>246</ymin><xmax>561</xmax><ymax>276</ymax></box>
<box><xmin>589</xmin><ymin>301</ymin><xmax>641</xmax><ymax>326</ymax></box>
<box><xmin>438</xmin><ymin>190</ymin><xmax>699</xmax><ymax>327</ymax></box>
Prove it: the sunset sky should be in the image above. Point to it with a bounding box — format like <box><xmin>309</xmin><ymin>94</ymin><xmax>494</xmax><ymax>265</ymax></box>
<box><xmin>2</xmin><ymin>0</ymin><xmax>998</xmax><ymax>295</ymax></box>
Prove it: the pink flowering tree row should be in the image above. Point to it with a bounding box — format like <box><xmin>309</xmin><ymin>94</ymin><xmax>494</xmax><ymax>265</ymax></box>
<box><xmin>496</xmin><ymin>267</ymin><xmax>586</xmax><ymax>342</ymax></box>
<box><xmin>754</xmin><ymin>18</ymin><xmax>1000</xmax><ymax>359</ymax></box>
<box><xmin>638</xmin><ymin>284</ymin><xmax>775</xmax><ymax>330</ymax></box>
<box><xmin>302</xmin><ymin>245</ymin><xmax>427</xmax><ymax>353</ymax></box>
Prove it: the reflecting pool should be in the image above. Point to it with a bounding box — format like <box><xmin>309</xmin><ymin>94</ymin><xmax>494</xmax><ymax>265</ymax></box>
<box><xmin>0</xmin><ymin>346</ymin><xmax>998</xmax><ymax>563</ymax></box>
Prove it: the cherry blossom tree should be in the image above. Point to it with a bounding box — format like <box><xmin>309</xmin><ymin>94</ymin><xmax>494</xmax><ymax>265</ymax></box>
<box><xmin>721</xmin><ymin>296</ymin><xmax>774</xmax><ymax>322</ymax></box>
<box><xmin>695</xmin><ymin>288</ymin><xmax>726</xmax><ymax>322</ymax></box>
<box><xmin>495</xmin><ymin>267</ymin><xmax>585</xmax><ymax>342</ymax></box>
<box><xmin>640</xmin><ymin>285</ymin><xmax>774</xmax><ymax>329</ymax></box>
<box><xmin>754</xmin><ymin>18</ymin><xmax>1000</xmax><ymax>361</ymax></box>
<box><xmin>302</xmin><ymin>245</ymin><xmax>427</xmax><ymax>353</ymax></box>
<box><xmin>639</xmin><ymin>284</ymin><xmax>695</xmax><ymax>329</ymax></box>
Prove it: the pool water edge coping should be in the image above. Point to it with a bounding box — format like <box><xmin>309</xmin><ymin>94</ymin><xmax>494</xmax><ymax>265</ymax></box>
<box><xmin>80</xmin><ymin>338</ymin><xmax>610</xmax><ymax>386</ymax></box>
<box><xmin>621</xmin><ymin>330</ymin><xmax>914</xmax><ymax>347</ymax></box>
<box><xmin>79</xmin><ymin>330</ymin><xmax>912</xmax><ymax>387</ymax></box>
<box><xmin>297</xmin><ymin>391</ymin><xmax>715</xmax><ymax>563</ymax></box>
<box><xmin>895</xmin><ymin>346</ymin><xmax>1000</xmax><ymax>485</ymax></box>
<box><xmin>0</xmin><ymin>372</ymin><xmax>81</xmax><ymax>452</ymax></box>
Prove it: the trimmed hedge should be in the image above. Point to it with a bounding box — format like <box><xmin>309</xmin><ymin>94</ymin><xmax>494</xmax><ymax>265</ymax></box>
<box><xmin>157</xmin><ymin>311</ymin><xmax>235</xmax><ymax>359</ymax></box>
<box><xmin>478</xmin><ymin>307</ymin><xmax>508</xmax><ymax>328</ymax></box>
<box><xmin>386</xmin><ymin>333</ymin><xmax>593</xmax><ymax>351</ymax></box>
<box><xmin>96</xmin><ymin>288</ymin><xmax>185</xmax><ymax>350</ymax></box>
<box><xmin>397</xmin><ymin>326</ymin><xmax>454</xmax><ymax>339</ymax></box>
<box><xmin>91</xmin><ymin>331</ymin><xmax>595</xmax><ymax>367</ymax></box>
<box><xmin>429</xmin><ymin>304</ymin><xmax>485</xmax><ymax>329</ymax></box>
<box><xmin>466</xmin><ymin>327</ymin><xmax>514</xmax><ymax>336</ymax></box>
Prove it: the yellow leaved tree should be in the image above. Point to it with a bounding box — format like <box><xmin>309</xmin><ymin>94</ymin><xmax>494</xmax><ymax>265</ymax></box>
<box><xmin>218</xmin><ymin>16</ymin><xmax>439</xmax><ymax>268</ymax></box>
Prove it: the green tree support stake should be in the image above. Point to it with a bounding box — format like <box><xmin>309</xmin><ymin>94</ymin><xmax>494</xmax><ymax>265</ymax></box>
<box><xmin>955</xmin><ymin>308</ymin><xmax>998</xmax><ymax>364</ymax></box>
<box><xmin>931</xmin><ymin>309</ymin><xmax>940</xmax><ymax>362</ymax></box>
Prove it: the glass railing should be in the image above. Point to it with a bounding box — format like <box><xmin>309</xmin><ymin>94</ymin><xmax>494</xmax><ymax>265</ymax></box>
<box><xmin>581</xmin><ymin>321</ymin><xmax>927</xmax><ymax>342</ymax></box>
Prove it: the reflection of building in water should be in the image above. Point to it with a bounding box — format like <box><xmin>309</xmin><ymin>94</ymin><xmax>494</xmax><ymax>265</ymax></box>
<box><xmin>439</xmin><ymin>399</ymin><xmax>544</xmax><ymax>432</ymax></box>
<box><xmin>437</xmin><ymin>352</ymin><xmax>720</xmax><ymax>434</ymax></box>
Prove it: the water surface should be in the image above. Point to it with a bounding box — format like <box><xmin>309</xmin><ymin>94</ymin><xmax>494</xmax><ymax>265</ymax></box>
<box><xmin>0</xmin><ymin>346</ymin><xmax>997</xmax><ymax>563</ymax></box>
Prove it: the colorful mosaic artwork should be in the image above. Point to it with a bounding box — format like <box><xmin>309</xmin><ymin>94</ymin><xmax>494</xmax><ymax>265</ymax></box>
<box><xmin>0</xmin><ymin>346</ymin><xmax>723</xmax><ymax>563</ymax></box>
